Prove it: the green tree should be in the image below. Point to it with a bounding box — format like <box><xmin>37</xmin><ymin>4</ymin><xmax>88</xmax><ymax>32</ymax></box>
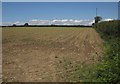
<box><xmin>13</xmin><ymin>24</ymin><xmax>16</xmax><ymax>27</ymax></box>
<box><xmin>94</xmin><ymin>16</ymin><xmax>102</xmax><ymax>23</ymax></box>
<box><xmin>24</xmin><ymin>23</ymin><xmax>29</xmax><ymax>27</ymax></box>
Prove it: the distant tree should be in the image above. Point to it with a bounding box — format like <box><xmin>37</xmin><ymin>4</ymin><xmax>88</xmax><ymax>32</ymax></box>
<box><xmin>92</xmin><ymin>23</ymin><xmax>95</xmax><ymax>26</ymax></box>
<box><xmin>24</xmin><ymin>23</ymin><xmax>29</xmax><ymax>27</ymax></box>
<box><xmin>94</xmin><ymin>16</ymin><xmax>102</xmax><ymax>23</ymax></box>
<box><xmin>51</xmin><ymin>24</ymin><xmax>54</xmax><ymax>26</ymax></box>
<box><xmin>13</xmin><ymin>24</ymin><xmax>16</xmax><ymax>27</ymax></box>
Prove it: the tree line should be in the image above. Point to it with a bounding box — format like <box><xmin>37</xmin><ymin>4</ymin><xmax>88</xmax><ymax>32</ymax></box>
<box><xmin>2</xmin><ymin>23</ymin><xmax>92</xmax><ymax>27</ymax></box>
<box><xmin>1</xmin><ymin>16</ymin><xmax>102</xmax><ymax>27</ymax></box>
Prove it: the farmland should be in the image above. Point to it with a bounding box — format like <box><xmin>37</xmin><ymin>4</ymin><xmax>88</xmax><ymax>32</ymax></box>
<box><xmin>2</xmin><ymin>27</ymin><xmax>103</xmax><ymax>82</ymax></box>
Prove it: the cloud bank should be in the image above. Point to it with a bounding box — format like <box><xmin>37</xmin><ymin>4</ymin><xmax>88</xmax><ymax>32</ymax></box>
<box><xmin>2</xmin><ymin>19</ymin><xmax>94</xmax><ymax>26</ymax></box>
<box><xmin>2</xmin><ymin>18</ymin><xmax>114</xmax><ymax>26</ymax></box>
<box><xmin>29</xmin><ymin>19</ymin><xmax>95</xmax><ymax>26</ymax></box>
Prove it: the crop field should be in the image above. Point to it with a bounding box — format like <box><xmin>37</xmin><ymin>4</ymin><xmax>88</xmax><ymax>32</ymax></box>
<box><xmin>2</xmin><ymin>27</ymin><xmax>103</xmax><ymax>82</ymax></box>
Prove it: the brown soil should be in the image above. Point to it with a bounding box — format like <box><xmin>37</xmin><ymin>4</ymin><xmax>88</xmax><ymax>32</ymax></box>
<box><xmin>2</xmin><ymin>27</ymin><xmax>103</xmax><ymax>82</ymax></box>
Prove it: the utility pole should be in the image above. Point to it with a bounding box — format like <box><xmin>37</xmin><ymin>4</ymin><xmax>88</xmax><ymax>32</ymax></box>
<box><xmin>95</xmin><ymin>8</ymin><xmax>98</xmax><ymax>24</ymax></box>
<box><xmin>96</xmin><ymin>8</ymin><xmax>98</xmax><ymax>17</ymax></box>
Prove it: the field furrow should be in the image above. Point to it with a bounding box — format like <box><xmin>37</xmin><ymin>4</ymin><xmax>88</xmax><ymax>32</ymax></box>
<box><xmin>2</xmin><ymin>27</ymin><xmax>103</xmax><ymax>82</ymax></box>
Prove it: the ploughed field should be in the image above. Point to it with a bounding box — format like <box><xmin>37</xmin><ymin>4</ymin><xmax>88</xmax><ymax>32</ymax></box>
<box><xmin>2</xmin><ymin>27</ymin><xmax>103</xmax><ymax>82</ymax></box>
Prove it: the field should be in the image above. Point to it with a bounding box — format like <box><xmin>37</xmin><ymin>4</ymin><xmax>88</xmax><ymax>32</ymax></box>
<box><xmin>2</xmin><ymin>27</ymin><xmax>103</xmax><ymax>82</ymax></box>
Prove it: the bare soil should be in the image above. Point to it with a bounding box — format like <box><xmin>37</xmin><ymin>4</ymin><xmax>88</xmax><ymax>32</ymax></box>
<box><xmin>2</xmin><ymin>27</ymin><xmax>103</xmax><ymax>82</ymax></box>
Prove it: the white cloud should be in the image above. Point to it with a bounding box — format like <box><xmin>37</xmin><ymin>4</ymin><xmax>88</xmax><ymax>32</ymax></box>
<box><xmin>13</xmin><ymin>21</ymin><xmax>20</xmax><ymax>24</ymax></box>
<box><xmin>2</xmin><ymin>21</ymin><xmax>24</xmax><ymax>26</ymax></box>
<box><xmin>29</xmin><ymin>20</ymin><xmax>51</xmax><ymax>25</ymax></box>
<box><xmin>102</xmin><ymin>18</ymin><xmax>113</xmax><ymax>21</ymax></box>
<box><xmin>13</xmin><ymin>21</ymin><xmax>24</xmax><ymax>25</ymax></box>
<box><xmin>61</xmin><ymin>19</ymin><xmax>68</xmax><ymax>22</ymax></box>
<box><xmin>28</xmin><ymin>19</ymin><xmax>95</xmax><ymax>25</ymax></box>
<box><xmin>2</xmin><ymin>18</ymin><xmax>115</xmax><ymax>26</ymax></box>
<box><xmin>0</xmin><ymin>22</ymin><xmax>2</xmax><ymax>26</ymax></box>
<box><xmin>30</xmin><ymin>19</ymin><xmax>38</xmax><ymax>21</ymax></box>
<box><xmin>88</xmin><ymin>20</ymin><xmax>95</xmax><ymax>25</ymax></box>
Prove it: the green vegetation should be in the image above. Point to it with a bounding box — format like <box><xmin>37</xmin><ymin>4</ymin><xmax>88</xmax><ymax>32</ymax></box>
<box><xmin>94</xmin><ymin>16</ymin><xmax>102</xmax><ymax>23</ymax></box>
<box><xmin>93</xmin><ymin>20</ymin><xmax>120</xmax><ymax>83</ymax></box>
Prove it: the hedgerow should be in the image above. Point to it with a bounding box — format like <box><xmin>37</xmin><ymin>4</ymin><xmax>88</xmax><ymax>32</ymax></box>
<box><xmin>93</xmin><ymin>20</ymin><xmax>120</xmax><ymax>83</ymax></box>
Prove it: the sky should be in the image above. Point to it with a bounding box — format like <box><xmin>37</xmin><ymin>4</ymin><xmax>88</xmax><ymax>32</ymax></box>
<box><xmin>1</xmin><ymin>0</ymin><xmax>120</xmax><ymax>2</ymax></box>
<box><xmin>2</xmin><ymin>2</ymin><xmax>118</xmax><ymax>25</ymax></box>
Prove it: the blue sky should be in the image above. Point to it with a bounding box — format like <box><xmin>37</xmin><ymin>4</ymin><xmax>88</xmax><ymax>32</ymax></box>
<box><xmin>2</xmin><ymin>2</ymin><xmax>118</xmax><ymax>25</ymax></box>
<box><xmin>2</xmin><ymin>0</ymin><xmax>120</xmax><ymax>2</ymax></box>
